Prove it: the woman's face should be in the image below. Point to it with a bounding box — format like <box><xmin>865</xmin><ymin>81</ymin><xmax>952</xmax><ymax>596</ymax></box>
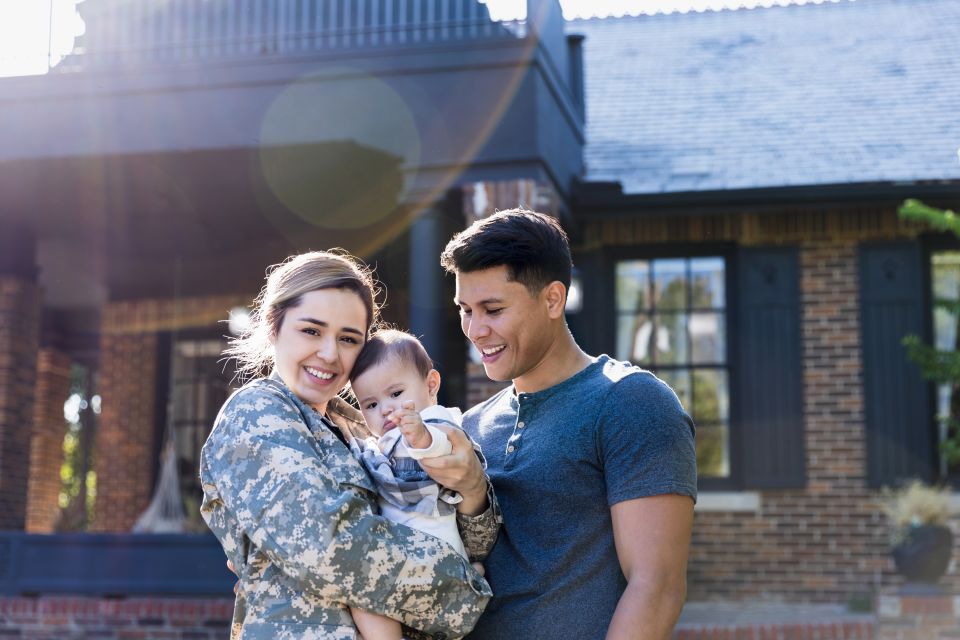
<box><xmin>270</xmin><ymin>288</ymin><xmax>368</xmax><ymax>414</ymax></box>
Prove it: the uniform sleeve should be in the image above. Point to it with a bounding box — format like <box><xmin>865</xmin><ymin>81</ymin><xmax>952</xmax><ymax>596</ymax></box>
<box><xmin>201</xmin><ymin>386</ymin><xmax>490</xmax><ymax>637</ymax></box>
<box><xmin>456</xmin><ymin>481</ymin><xmax>502</xmax><ymax>562</ymax></box>
<box><xmin>596</xmin><ymin>373</ymin><xmax>698</xmax><ymax>506</ymax></box>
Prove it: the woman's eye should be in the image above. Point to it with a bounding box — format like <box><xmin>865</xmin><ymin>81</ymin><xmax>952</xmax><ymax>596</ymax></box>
<box><xmin>302</xmin><ymin>328</ymin><xmax>319</xmax><ymax>336</ymax></box>
<box><xmin>341</xmin><ymin>336</ymin><xmax>359</xmax><ymax>345</ymax></box>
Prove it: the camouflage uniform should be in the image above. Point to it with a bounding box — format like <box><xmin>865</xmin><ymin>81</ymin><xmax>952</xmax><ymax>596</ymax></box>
<box><xmin>200</xmin><ymin>375</ymin><xmax>498</xmax><ymax>640</ymax></box>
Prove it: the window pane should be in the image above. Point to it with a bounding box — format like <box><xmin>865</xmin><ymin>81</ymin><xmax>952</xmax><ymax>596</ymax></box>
<box><xmin>690</xmin><ymin>312</ymin><xmax>726</xmax><ymax>364</ymax></box>
<box><xmin>696</xmin><ymin>424</ymin><xmax>730</xmax><ymax>478</ymax></box>
<box><xmin>653</xmin><ymin>259</ymin><xmax>687</xmax><ymax>311</ymax></box>
<box><xmin>932</xmin><ymin>252</ymin><xmax>960</xmax><ymax>302</ymax></box>
<box><xmin>692</xmin><ymin>369</ymin><xmax>729</xmax><ymax>423</ymax></box>
<box><xmin>659</xmin><ymin>370</ymin><xmax>691</xmax><ymax>413</ymax></box>
<box><xmin>654</xmin><ymin>313</ymin><xmax>688</xmax><ymax>365</ymax></box>
<box><xmin>690</xmin><ymin>257</ymin><xmax>725</xmax><ymax>309</ymax></box>
<box><xmin>617</xmin><ymin>314</ymin><xmax>653</xmax><ymax>365</ymax></box>
<box><xmin>616</xmin><ymin>261</ymin><xmax>650</xmax><ymax>312</ymax></box>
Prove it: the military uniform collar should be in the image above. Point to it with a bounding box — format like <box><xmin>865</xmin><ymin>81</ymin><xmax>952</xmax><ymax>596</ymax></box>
<box><xmin>266</xmin><ymin>370</ymin><xmax>371</xmax><ymax>441</ymax></box>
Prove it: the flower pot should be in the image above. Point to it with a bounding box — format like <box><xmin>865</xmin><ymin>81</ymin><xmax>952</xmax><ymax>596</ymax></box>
<box><xmin>891</xmin><ymin>524</ymin><xmax>954</xmax><ymax>583</ymax></box>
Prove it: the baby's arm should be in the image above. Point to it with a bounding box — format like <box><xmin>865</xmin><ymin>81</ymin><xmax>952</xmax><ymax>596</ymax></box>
<box><xmin>351</xmin><ymin>606</ymin><xmax>403</xmax><ymax>640</ymax></box>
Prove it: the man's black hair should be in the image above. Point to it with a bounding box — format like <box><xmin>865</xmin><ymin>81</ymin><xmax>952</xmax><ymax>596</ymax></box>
<box><xmin>440</xmin><ymin>208</ymin><xmax>572</xmax><ymax>293</ymax></box>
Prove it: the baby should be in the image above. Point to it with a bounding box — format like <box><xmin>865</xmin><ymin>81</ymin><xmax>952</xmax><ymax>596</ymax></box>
<box><xmin>347</xmin><ymin>329</ymin><xmax>487</xmax><ymax>640</ymax></box>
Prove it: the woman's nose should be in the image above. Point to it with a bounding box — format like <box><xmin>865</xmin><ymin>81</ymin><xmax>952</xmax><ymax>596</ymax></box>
<box><xmin>315</xmin><ymin>337</ymin><xmax>336</xmax><ymax>361</ymax></box>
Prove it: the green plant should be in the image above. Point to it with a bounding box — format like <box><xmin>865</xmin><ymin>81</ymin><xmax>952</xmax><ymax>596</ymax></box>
<box><xmin>882</xmin><ymin>480</ymin><xmax>951</xmax><ymax>544</ymax></box>
<box><xmin>898</xmin><ymin>199</ymin><xmax>960</xmax><ymax>466</ymax></box>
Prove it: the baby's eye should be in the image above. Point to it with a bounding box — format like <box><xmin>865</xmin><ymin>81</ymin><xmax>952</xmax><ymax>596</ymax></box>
<box><xmin>390</xmin><ymin>390</ymin><xmax>404</xmax><ymax>398</ymax></box>
<box><xmin>364</xmin><ymin>402</ymin><xmax>377</xmax><ymax>410</ymax></box>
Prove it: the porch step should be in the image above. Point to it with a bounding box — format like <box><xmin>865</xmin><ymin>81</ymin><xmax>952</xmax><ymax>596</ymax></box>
<box><xmin>675</xmin><ymin>602</ymin><xmax>875</xmax><ymax>639</ymax></box>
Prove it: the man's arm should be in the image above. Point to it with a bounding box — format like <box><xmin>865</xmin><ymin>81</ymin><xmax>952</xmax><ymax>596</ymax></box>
<box><xmin>606</xmin><ymin>494</ymin><xmax>694</xmax><ymax>640</ymax></box>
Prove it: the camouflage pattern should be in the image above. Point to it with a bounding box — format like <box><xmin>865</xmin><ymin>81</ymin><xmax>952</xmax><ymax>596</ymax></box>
<box><xmin>454</xmin><ymin>482</ymin><xmax>502</xmax><ymax>563</ymax></box>
<box><xmin>200</xmin><ymin>375</ymin><xmax>494</xmax><ymax>640</ymax></box>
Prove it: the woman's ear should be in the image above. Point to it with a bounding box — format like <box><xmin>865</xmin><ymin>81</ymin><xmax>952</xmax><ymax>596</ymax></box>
<box><xmin>426</xmin><ymin>369</ymin><xmax>442</xmax><ymax>399</ymax></box>
<box><xmin>544</xmin><ymin>281</ymin><xmax>567</xmax><ymax>319</ymax></box>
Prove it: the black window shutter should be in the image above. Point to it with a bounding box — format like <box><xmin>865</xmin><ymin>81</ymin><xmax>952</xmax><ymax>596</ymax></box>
<box><xmin>737</xmin><ymin>247</ymin><xmax>805</xmax><ymax>488</ymax></box>
<box><xmin>860</xmin><ymin>242</ymin><xmax>934</xmax><ymax>487</ymax></box>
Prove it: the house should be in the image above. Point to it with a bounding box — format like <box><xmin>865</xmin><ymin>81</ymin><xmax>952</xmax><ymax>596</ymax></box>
<box><xmin>0</xmin><ymin>0</ymin><xmax>957</xmax><ymax>635</ymax></box>
<box><xmin>567</xmin><ymin>0</ymin><xmax>960</xmax><ymax>603</ymax></box>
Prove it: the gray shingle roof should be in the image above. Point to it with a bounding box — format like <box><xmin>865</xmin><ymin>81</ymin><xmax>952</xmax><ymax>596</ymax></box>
<box><xmin>569</xmin><ymin>0</ymin><xmax>960</xmax><ymax>194</ymax></box>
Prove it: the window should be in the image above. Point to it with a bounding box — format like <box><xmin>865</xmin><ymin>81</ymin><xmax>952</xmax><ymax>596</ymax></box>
<box><xmin>929</xmin><ymin>250</ymin><xmax>960</xmax><ymax>481</ymax></box>
<box><xmin>167</xmin><ymin>337</ymin><xmax>239</xmax><ymax>526</ymax></box>
<box><xmin>615</xmin><ymin>257</ymin><xmax>730</xmax><ymax>479</ymax></box>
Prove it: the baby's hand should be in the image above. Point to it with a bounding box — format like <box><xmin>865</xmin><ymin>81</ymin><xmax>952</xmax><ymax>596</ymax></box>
<box><xmin>390</xmin><ymin>401</ymin><xmax>433</xmax><ymax>450</ymax></box>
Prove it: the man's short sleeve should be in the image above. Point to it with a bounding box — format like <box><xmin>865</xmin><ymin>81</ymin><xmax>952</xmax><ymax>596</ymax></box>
<box><xmin>596</xmin><ymin>372</ymin><xmax>697</xmax><ymax>506</ymax></box>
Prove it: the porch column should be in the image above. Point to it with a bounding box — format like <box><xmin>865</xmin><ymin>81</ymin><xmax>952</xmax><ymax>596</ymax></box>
<box><xmin>409</xmin><ymin>205</ymin><xmax>446</xmax><ymax>372</ymax></box>
<box><xmin>0</xmin><ymin>227</ymin><xmax>40</xmax><ymax>530</ymax></box>
<box><xmin>93</xmin><ymin>304</ymin><xmax>160</xmax><ymax>532</ymax></box>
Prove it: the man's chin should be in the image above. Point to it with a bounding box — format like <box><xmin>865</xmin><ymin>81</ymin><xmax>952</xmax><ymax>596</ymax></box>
<box><xmin>481</xmin><ymin>364</ymin><xmax>511</xmax><ymax>383</ymax></box>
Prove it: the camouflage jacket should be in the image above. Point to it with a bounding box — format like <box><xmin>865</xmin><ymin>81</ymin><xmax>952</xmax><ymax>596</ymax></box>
<box><xmin>200</xmin><ymin>376</ymin><xmax>498</xmax><ymax>640</ymax></box>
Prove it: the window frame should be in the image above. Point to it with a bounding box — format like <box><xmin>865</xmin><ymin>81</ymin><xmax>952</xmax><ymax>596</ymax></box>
<box><xmin>602</xmin><ymin>243</ymin><xmax>741</xmax><ymax>492</ymax></box>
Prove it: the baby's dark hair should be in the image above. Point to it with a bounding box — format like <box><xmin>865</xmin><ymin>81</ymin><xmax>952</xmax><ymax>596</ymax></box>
<box><xmin>350</xmin><ymin>328</ymin><xmax>434</xmax><ymax>383</ymax></box>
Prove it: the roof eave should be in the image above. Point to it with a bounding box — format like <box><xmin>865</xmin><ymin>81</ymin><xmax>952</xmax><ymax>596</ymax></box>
<box><xmin>572</xmin><ymin>179</ymin><xmax>960</xmax><ymax>217</ymax></box>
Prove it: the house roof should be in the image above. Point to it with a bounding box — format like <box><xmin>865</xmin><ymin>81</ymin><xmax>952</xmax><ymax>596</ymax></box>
<box><xmin>569</xmin><ymin>0</ymin><xmax>960</xmax><ymax>195</ymax></box>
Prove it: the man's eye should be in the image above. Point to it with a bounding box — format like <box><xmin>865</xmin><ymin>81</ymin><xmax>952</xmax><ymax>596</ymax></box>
<box><xmin>487</xmin><ymin>308</ymin><xmax>504</xmax><ymax>315</ymax></box>
<box><xmin>459</xmin><ymin>307</ymin><xmax>471</xmax><ymax>316</ymax></box>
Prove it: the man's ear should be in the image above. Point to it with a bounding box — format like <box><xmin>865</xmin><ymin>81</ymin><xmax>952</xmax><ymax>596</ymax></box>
<box><xmin>426</xmin><ymin>369</ymin><xmax>442</xmax><ymax>399</ymax></box>
<box><xmin>544</xmin><ymin>281</ymin><xmax>567</xmax><ymax>319</ymax></box>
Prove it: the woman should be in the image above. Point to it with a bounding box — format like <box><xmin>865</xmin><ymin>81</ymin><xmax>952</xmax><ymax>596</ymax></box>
<box><xmin>200</xmin><ymin>251</ymin><xmax>497</xmax><ymax>639</ymax></box>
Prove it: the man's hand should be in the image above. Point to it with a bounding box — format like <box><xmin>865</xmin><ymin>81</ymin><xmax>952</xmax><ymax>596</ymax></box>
<box><xmin>389</xmin><ymin>401</ymin><xmax>433</xmax><ymax>450</ymax></box>
<box><xmin>417</xmin><ymin>424</ymin><xmax>488</xmax><ymax>516</ymax></box>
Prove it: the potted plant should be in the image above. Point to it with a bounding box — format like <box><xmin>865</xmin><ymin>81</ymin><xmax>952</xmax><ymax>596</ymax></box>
<box><xmin>883</xmin><ymin>480</ymin><xmax>954</xmax><ymax>585</ymax></box>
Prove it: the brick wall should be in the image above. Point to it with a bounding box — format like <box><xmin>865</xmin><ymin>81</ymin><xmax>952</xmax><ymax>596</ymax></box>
<box><xmin>688</xmin><ymin>239</ymin><xmax>895</xmax><ymax>602</ymax></box>
<box><xmin>26</xmin><ymin>349</ymin><xmax>72</xmax><ymax>533</ymax></box>
<box><xmin>93</xmin><ymin>295</ymin><xmax>248</xmax><ymax>533</ymax></box>
<box><xmin>0</xmin><ymin>277</ymin><xmax>41</xmax><ymax>531</ymax></box>
<box><xmin>0</xmin><ymin>596</ymin><xmax>233</xmax><ymax>639</ymax></box>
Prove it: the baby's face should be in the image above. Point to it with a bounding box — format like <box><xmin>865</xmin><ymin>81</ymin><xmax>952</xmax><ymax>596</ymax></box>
<box><xmin>351</xmin><ymin>356</ymin><xmax>435</xmax><ymax>437</ymax></box>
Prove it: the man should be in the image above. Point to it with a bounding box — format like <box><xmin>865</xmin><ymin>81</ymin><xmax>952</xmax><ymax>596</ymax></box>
<box><xmin>437</xmin><ymin>209</ymin><xmax>697</xmax><ymax>639</ymax></box>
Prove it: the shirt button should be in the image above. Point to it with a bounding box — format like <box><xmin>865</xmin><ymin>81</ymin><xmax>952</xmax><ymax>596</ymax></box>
<box><xmin>517</xmin><ymin>421</ymin><xmax>525</xmax><ymax>428</ymax></box>
<box><xmin>507</xmin><ymin>445</ymin><xmax>516</xmax><ymax>453</ymax></box>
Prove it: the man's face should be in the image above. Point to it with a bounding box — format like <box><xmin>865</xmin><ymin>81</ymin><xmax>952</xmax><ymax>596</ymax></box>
<box><xmin>455</xmin><ymin>265</ymin><xmax>554</xmax><ymax>384</ymax></box>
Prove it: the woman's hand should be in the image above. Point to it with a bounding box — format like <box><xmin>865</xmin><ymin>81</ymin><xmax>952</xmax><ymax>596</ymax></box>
<box><xmin>417</xmin><ymin>425</ymin><xmax>488</xmax><ymax>516</ymax></box>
